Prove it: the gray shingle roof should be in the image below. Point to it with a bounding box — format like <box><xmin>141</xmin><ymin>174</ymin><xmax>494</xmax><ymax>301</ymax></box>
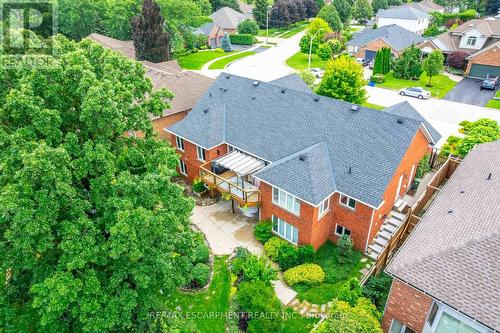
<box><xmin>386</xmin><ymin>140</ymin><xmax>500</xmax><ymax>332</ymax></box>
<box><xmin>194</xmin><ymin>22</ymin><xmax>215</xmax><ymax>36</ymax></box>
<box><xmin>167</xmin><ymin>74</ymin><xmax>435</xmax><ymax>207</ymax></box>
<box><xmin>211</xmin><ymin>7</ymin><xmax>245</xmax><ymax>30</ymax></box>
<box><xmin>376</xmin><ymin>6</ymin><xmax>430</xmax><ymax>20</ymax></box>
<box><xmin>384</xmin><ymin>101</ymin><xmax>441</xmax><ymax>143</ymax></box>
<box><xmin>269</xmin><ymin>74</ymin><xmax>313</xmax><ymax>94</ymax></box>
<box><xmin>347</xmin><ymin>24</ymin><xmax>425</xmax><ymax>51</ymax></box>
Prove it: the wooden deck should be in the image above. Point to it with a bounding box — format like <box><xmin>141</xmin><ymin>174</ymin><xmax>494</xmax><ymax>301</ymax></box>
<box><xmin>200</xmin><ymin>167</ymin><xmax>261</xmax><ymax>206</ymax></box>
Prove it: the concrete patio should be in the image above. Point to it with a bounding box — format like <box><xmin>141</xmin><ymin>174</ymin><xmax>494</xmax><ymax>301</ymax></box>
<box><xmin>191</xmin><ymin>200</ymin><xmax>263</xmax><ymax>256</ymax></box>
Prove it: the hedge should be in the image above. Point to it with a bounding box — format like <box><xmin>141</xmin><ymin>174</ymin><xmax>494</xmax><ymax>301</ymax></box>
<box><xmin>283</xmin><ymin>263</ymin><xmax>325</xmax><ymax>286</ymax></box>
<box><xmin>264</xmin><ymin>236</ymin><xmax>287</xmax><ymax>261</ymax></box>
<box><xmin>229</xmin><ymin>34</ymin><xmax>255</xmax><ymax>45</ymax></box>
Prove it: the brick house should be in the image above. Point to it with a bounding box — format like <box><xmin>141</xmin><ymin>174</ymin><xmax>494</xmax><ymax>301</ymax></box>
<box><xmin>166</xmin><ymin>74</ymin><xmax>441</xmax><ymax>252</ymax></box>
<box><xmin>382</xmin><ymin>140</ymin><xmax>500</xmax><ymax>333</ymax></box>
<box><xmin>194</xmin><ymin>22</ymin><xmax>226</xmax><ymax>48</ymax></box>
<box><xmin>420</xmin><ymin>18</ymin><xmax>500</xmax><ymax>79</ymax></box>
<box><xmin>347</xmin><ymin>25</ymin><xmax>425</xmax><ymax>61</ymax></box>
<box><xmin>89</xmin><ymin>33</ymin><xmax>214</xmax><ymax>139</ymax></box>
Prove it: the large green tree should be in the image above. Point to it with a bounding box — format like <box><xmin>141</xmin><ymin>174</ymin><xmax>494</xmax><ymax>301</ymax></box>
<box><xmin>442</xmin><ymin>119</ymin><xmax>499</xmax><ymax>157</ymax></box>
<box><xmin>209</xmin><ymin>0</ymin><xmax>241</xmax><ymax>12</ymax></box>
<box><xmin>317</xmin><ymin>55</ymin><xmax>367</xmax><ymax>104</ymax></box>
<box><xmin>331</xmin><ymin>0</ymin><xmax>352</xmax><ymax>24</ymax></box>
<box><xmin>318</xmin><ymin>4</ymin><xmax>343</xmax><ymax>32</ymax></box>
<box><xmin>353</xmin><ymin>0</ymin><xmax>374</xmax><ymax>21</ymax></box>
<box><xmin>392</xmin><ymin>45</ymin><xmax>423</xmax><ymax>80</ymax></box>
<box><xmin>58</xmin><ymin>0</ymin><xmax>106</xmax><ymax>40</ymax></box>
<box><xmin>253</xmin><ymin>0</ymin><xmax>269</xmax><ymax>28</ymax></box>
<box><xmin>372</xmin><ymin>0</ymin><xmax>389</xmax><ymax>13</ymax></box>
<box><xmin>0</xmin><ymin>35</ymin><xmax>199</xmax><ymax>332</ymax></box>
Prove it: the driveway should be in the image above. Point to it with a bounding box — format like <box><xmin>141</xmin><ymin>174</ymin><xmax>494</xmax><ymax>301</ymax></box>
<box><xmin>366</xmin><ymin>86</ymin><xmax>500</xmax><ymax>147</ymax></box>
<box><xmin>444</xmin><ymin>78</ymin><xmax>496</xmax><ymax>107</ymax></box>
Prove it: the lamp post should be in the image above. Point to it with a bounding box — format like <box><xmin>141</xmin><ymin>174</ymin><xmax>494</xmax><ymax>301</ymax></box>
<box><xmin>266</xmin><ymin>5</ymin><xmax>272</xmax><ymax>44</ymax></box>
<box><xmin>308</xmin><ymin>28</ymin><xmax>323</xmax><ymax>70</ymax></box>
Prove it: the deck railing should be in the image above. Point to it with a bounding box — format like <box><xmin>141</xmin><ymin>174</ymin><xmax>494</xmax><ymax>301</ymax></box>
<box><xmin>199</xmin><ymin>162</ymin><xmax>261</xmax><ymax>207</ymax></box>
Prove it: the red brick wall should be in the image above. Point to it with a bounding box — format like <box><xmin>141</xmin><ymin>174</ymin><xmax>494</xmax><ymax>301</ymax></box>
<box><xmin>354</xmin><ymin>38</ymin><xmax>399</xmax><ymax>59</ymax></box>
<box><xmin>382</xmin><ymin>279</ymin><xmax>433</xmax><ymax>333</ymax></box>
<box><xmin>368</xmin><ymin>130</ymin><xmax>431</xmax><ymax>248</ymax></box>
<box><xmin>169</xmin><ymin>136</ymin><xmax>227</xmax><ymax>183</ymax></box>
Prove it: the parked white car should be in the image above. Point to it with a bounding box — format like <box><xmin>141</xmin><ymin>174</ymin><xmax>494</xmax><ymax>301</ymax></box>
<box><xmin>399</xmin><ymin>87</ymin><xmax>431</xmax><ymax>99</ymax></box>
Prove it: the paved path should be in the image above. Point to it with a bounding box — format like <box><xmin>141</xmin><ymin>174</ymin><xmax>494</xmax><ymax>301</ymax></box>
<box><xmin>366</xmin><ymin>86</ymin><xmax>500</xmax><ymax>146</ymax></box>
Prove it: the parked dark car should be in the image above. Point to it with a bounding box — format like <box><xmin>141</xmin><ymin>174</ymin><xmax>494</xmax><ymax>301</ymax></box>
<box><xmin>368</xmin><ymin>59</ymin><xmax>375</xmax><ymax>69</ymax></box>
<box><xmin>480</xmin><ymin>76</ymin><xmax>499</xmax><ymax>90</ymax></box>
<box><xmin>355</xmin><ymin>58</ymin><xmax>369</xmax><ymax>67</ymax></box>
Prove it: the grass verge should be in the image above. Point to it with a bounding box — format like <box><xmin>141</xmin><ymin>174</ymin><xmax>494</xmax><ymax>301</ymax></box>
<box><xmin>208</xmin><ymin>51</ymin><xmax>256</xmax><ymax>69</ymax></box>
<box><xmin>486</xmin><ymin>98</ymin><xmax>500</xmax><ymax>109</ymax></box>
<box><xmin>258</xmin><ymin>21</ymin><xmax>308</xmax><ymax>38</ymax></box>
<box><xmin>292</xmin><ymin>241</ymin><xmax>365</xmax><ymax>304</ymax></box>
<box><xmin>177</xmin><ymin>51</ymin><xmax>238</xmax><ymax>70</ymax></box>
<box><xmin>286</xmin><ymin>52</ymin><xmax>326</xmax><ymax>71</ymax></box>
<box><xmin>378</xmin><ymin>72</ymin><xmax>457</xmax><ymax>98</ymax></box>
<box><xmin>279</xmin><ymin>24</ymin><xmax>307</xmax><ymax>38</ymax></box>
<box><xmin>162</xmin><ymin>256</ymin><xmax>230</xmax><ymax>332</ymax></box>
<box><xmin>362</xmin><ymin>102</ymin><xmax>385</xmax><ymax>110</ymax></box>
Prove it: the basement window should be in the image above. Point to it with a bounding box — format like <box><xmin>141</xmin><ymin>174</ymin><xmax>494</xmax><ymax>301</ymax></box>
<box><xmin>335</xmin><ymin>224</ymin><xmax>351</xmax><ymax>237</ymax></box>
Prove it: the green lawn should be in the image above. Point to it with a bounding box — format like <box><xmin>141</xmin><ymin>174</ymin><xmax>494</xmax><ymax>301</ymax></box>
<box><xmin>177</xmin><ymin>50</ymin><xmax>238</xmax><ymax>70</ymax></box>
<box><xmin>208</xmin><ymin>51</ymin><xmax>256</xmax><ymax>69</ymax></box>
<box><xmin>378</xmin><ymin>72</ymin><xmax>457</xmax><ymax>98</ymax></box>
<box><xmin>162</xmin><ymin>256</ymin><xmax>230</xmax><ymax>332</ymax></box>
<box><xmin>292</xmin><ymin>241</ymin><xmax>365</xmax><ymax>304</ymax></box>
<box><xmin>282</xmin><ymin>308</ymin><xmax>319</xmax><ymax>332</ymax></box>
<box><xmin>258</xmin><ymin>21</ymin><xmax>307</xmax><ymax>38</ymax></box>
<box><xmin>486</xmin><ymin>98</ymin><xmax>500</xmax><ymax>109</ymax></box>
<box><xmin>362</xmin><ymin>102</ymin><xmax>385</xmax><ymax>110</ymax></box>
<box><xmin>286</xmin><ymin>52</ymin><xmax>326</xmax><ymax>71</ymax></box>
<box><xmin>279</xmin><ymin>24</ymin><xmax>308</xmax><ymax>38</ymax></box>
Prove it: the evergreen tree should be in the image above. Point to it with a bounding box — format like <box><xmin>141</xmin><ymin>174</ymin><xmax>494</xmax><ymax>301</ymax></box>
<box><xmin>485</xmin><ymin>0</ymin><xmax>500</xmax><ymax>15</ymax></box>
<box><xmin>210</xmin><ymin>0</ymin><xmax>241</xmax><ymax>12</ymax></box>
<box><xmin>372</xmin><ymin>0</ymin><xmax>389</xmax><ymax>13</ymax></box>
<box><xmin>374</xmin><ymin>47</ymin><xmax>391</xmax><ymax>75</ymax></box>
<box><xmin>131</xmin><ymin>0</ymin><xmax>171</xmax><ymax>62</ymax></box>
<box><xmin>221</xmin><ymin>32</ymin><xmax>232</xmax><ymax>51</ymax></box>
<box><xmin>253</xmin><ymin>0</ymin><xmax>269</xmax><ymax>28</ymax></box>
<box><xmin>392</xmin><ymin>45</ymin><xmax>422</xmax><ymax>80</ymax></box>
<box><xmin>353</xmin><ymin>0</ymin><xmax>374</xmax><ymax>21</ymax></box>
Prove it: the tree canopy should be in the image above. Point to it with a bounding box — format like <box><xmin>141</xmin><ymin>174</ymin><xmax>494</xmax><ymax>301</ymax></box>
<box><xmin>422</xmin><ymin>50</ymin><xmax>444</xmax><ymax>86</ymax></box>
<box><xmin>317</xmin><ymin>55</ymin><xmax>367</xmax><ymax>104</ymax></box>
<box><xmin>318</xmin><ymin>4</ymin><xmax>343</xmax><ymax>32</ymax></box>
<box><xmin>392</xmin><ymin>45</ymin><xmax>423</xmax><ymax>80</ymax></box>
<box><xmin>442</xmin><ymin>119</ymin><xmax>500</xmax><ymax>157</ymax></box>
<box><xmin>353</xmin><ymin>0</ymin><xmax>374</xmax><ymax>21</ymax></box>
<box><xmin>0</xmin><ymin>35</ymin><xmax>199</xmax><ymax>332</ymax></box>
<box><xmin>331</xmin><ymin>0</ymin><xmax>352</xmax><ymax>24</ymax></box>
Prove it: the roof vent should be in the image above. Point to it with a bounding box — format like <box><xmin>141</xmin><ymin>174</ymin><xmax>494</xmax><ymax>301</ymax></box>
<box><xmin>448</xmin><ymin>209</ymin><xmax>453</xmax><ymax>214</ymax></box>
<box><xmin>281</xmin><ymin>89</ymin><xmax>286</xmax><ymax>93</ymax></box>
<box><xmin>397</xmin><ymin>119</ymin><xmax>404</xmax><ymax>124</ymax></box>
<box><xmin>185</xmin><ymin>72</ymin><xmax>189</xmax><ymax>75</ymax></box>
<box><xmin>314</xmin><ymin>97</ymin><xmax>319</xmax><ymax>102</ymax></box>
<box><xmin>299</xmin><ymin>155</ymin><xmax>307</xmax><ymax>161</ymax></box>
<box><xmin>350</xmin><ymin>105</ymin><xmax>359</xmax><ymax>112</ymax></box>
<box><xmin>209</xmin><ymin>92</ymin><xmax>212</xmax><ymax>97</ymax></box>
<box><xmin>226</xmin><ymin>74</ymin><xmax>231</xmax><ymax>79</ymax></box>
<box><xmin>253</xmin><ymin>81</ymin><xmax>260</xmax><ymax>86</ymax></box>
<box><xmin>204</xmin><ymin>108</ymin><xmax>209</xmax><ymax>114</ymax></box>
<box><xmin>348</xmin><ymin>167</ymin><xmax>352</xmax><ymax>174</ymax></box>
<box><xmin>252</xmin><ymin>97</ymin><xmax>256</xmax><ymax>100</ymax></box>
<box><xmin>487</xmin><ymin>173</ymin><xmax>492</xmax><ymax>180</ymax></box>
<box><xmin>223</xmin><ymin>88</ymin><xmax>228</xmax><ymax>92</ymax></box>
<box><xmin>460</xmin><ymin>190</ymin><xmax>465</xmax><ymax>194</ymax></box>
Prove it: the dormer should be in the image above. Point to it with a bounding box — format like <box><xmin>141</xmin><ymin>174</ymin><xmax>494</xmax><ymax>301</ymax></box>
<box><xmin>458</xmin><ymin>25</ymin><xmax>487</xmax><ymax>50</ymax></box>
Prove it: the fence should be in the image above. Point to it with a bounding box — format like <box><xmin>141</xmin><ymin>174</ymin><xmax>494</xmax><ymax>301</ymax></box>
<box><xmin>372</xmin><ymin>156</ymin><xmax>462</xmax><ymax>275</ymax></box>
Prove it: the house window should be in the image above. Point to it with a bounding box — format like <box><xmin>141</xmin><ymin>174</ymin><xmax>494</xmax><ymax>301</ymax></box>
<box><xmin>272</xmin><ymin>187</ymin><xmax>301</xmax><ymax>215</ymax></box>
<box><xmin>425</xmin><ymin>302</ymin><xmax>487</xmax><ymax>333</ymax></box>
<box><xmin>335</xmin><ymin>224</ymin><xmax>351</xmax><ymax>237</ymax></box>
<box><xmin>196</xmin><ymin>145</ymin><xmax>206</xmax><ymax>161</ymax></box>
<box><xmin>466</xmin><ymin>36</ymin><xmax>477</xmax><ymax>46</ymax></box>
<box><xmin>339</xmin><ymin>195</ymin><xmax>356</xmax><ymax>210</ymax></box>
<box><xmin>178</xmin><ymin>160</ymin><xmax>187</xmax><ymax>176</ymax></box>
<box><xmin>318</xmin><ymin>198</ymin><xmax>330</xmax><ymax>218</ymax></box>
<box><xmin>176</xmin><ymin>136</ymin><xmax>184</xmax><ymax>151</ymax></box>
<box><xmin>390</xmin><ymin>319</ymin><xmax>416</xmax><ymax>333</ymax></box>
<box><xmin>272</xmin><ymin>216</ymin><xmax>298</xmax><ymax>244</ymax></box>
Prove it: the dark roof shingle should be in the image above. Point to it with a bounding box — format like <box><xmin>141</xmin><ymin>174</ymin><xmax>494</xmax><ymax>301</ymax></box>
<box><xmin>347</xmin><ymin>25</ymin><xmax>425</xmax><ymax>51</ymax></box>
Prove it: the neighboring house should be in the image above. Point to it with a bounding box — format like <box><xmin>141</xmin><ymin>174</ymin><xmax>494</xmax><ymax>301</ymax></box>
<box><xmin>376</xmin><ymin>6</ymin><xmax>430</xmax><ymax>35</ymax></box>
<box><xmin>211</xmin><ymin>6</ymin><xmax>247</xmax><ymax>34</ymax></box>
<box><xmin>347</xmin><ymin>25</ymin><xmax>425</xmax><ymax>61</ymax></box>
<box><xmin>89</xmin><ymin>33</ymin><xmax>214</xmax><ymax>139</ymax></box>
<box><xmin>406</xmin><ymin>0</ymin><xmax>444</xmax><ymax>14</ymax></box>
<box><xmin>238</xmin><ymin>0</ymin><xmax>254</xmax><ymax>19</ymax></box>
<box><xmin>194</xmin><ymin>22</ymin><xmax>225</xmax><ymax>48</ymax></box>
<box><xmin>419</xmin><ymin>18</ymin><xmax>500</xmax><ymax>79</ymax></box>
<box><xmin>382</xmin><ymin>140</ymin><xmax>500</xmax><ymax>333</ymax></box>
<box><xmin>166</xmin><ymin>74</ymin><xmax>441</xmax><ymax>253</ymax></box>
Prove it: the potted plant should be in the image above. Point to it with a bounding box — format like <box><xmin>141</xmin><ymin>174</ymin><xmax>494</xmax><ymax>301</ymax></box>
<box><xmin>192</xmin><ymin>177</ymin><xmax>207</xmax><ymax>197</ymax></box>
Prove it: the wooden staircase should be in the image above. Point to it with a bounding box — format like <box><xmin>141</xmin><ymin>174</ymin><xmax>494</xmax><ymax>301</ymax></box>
<box><xmin>366</xmin><ymin>210</ymin><xmax>407</xmax><ymax>261</ymax></box>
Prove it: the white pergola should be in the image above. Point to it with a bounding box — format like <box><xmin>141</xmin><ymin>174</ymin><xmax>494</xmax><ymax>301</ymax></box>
<box><xmin>215</xmin><ymin>150</ymin><xmax>265</xmax><ymax>177</ymax></box>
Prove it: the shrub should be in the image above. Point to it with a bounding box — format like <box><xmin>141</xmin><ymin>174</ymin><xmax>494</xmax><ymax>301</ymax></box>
<box><xmin>237</xmin><ymin>19</ymin><xmax>259</xmax><ymax>35</ymax></box>
<box><xmin>277</xmin><ymin>244</ymin><xmax>300</xmax><ymax>270</ymax></box>
<box><xmin>254</xmin><ymin>219</ymin><xmax>273</xmax><ymax>243</ymax></box>
<box><xmin>298</xmin><ymin>244</ymin><xmax>315</xmax><ymax>264</ymax></box>
<box><xmin>283</xmin><ymin>263</ymin><xmax>325</xmax><ymax>286</ymax></box>
<box><xmin>415</xmin><ymin>154</ymin><xmax>431</xmax><ymax>179</ymax></box>
<box><xmin>362</xmin><ymin>272</ymin><xmax>393</xmax><ymax>312</ymax></box>
<box><xmin>190</xmin><ymin>263</ymin><xmax>210</xmax><ymax>287</ymax></box>
<box><xmin>193</xmin><ymin>243</ymin><xmax>210</xmax><ymax>263</ymax></box>
<box><xmin>192</xmin><ymin>177</ymin><xmax>206</xmax><ymax>193</ymax></box>
<box><xmin>236</xmin><ymin>281</ymin><xmax>282</xmax><ymax>333</ymax></box>
<box><xmin>337</xmin><ymin>278</ymin><xmax>363</xmax><ymax>306</ymax></box>
<box><xmin>447</xmin><ymin>51</ymin><xmax>468</xmax><ymax>70</ymax></box>
<box><xmin>229</xmin><ymin>34</ymin><xmax>255</xmax><ymax>45</ymax></box>
<box><xmin>221</xmin><ymin>33</ymin><xmax>232</xmax><ymax>52</ymax></box>
<box><xmin>370</xmin><ymin>74</ymin><xmax>385</xmax><ymax>83</ymax></box>
<box><xmin>239</xmin><ymin>255</ymin><xmax>278</xmax><ymax>285</ymax></box>
<box><xmin>214</xmin><ymin>47</ymin><xmax>225</xmax><ymax>53</ymax></box>
<box><xmin>317</xmin><ymin>43</ymin><xmax>333</xmax><ymax>61</ymax></box>
<box><xmin>338</xmin><ymin>235</ymin><xmax>353</xmax><ymax>264</ymax></box>
<box><xmin>264</xmin><ymin>236</ymin><xmax>287</xmax><ymax>261</ymax></box>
